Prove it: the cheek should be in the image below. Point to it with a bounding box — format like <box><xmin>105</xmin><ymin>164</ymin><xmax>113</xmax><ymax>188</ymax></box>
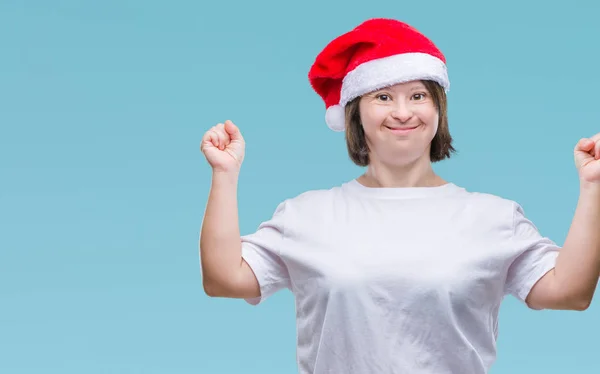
<box><xmin>432</xmin><ymin>116</ymin><xmax>439</xmax><ymax>132</ymax></box>
<box><xmin>360</xmin><ymin>111</ymin><xmax>386</xmax><ymax>134</ymax></box>
<box><xmin>361</xmin><ymin>104</ymin><xmax>390</xmax><ymax>123</ymax></box>
<box><xmin>418</xmin><ymin>108</ymin><xmax>439</xmax><ymax>130</ymax></box>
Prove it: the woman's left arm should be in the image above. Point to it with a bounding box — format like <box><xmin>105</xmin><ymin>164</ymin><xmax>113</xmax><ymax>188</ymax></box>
<box><xmin>527</xmin><ymin>135</ymin><xmax>600</xmax><ymax>311</ymax></box>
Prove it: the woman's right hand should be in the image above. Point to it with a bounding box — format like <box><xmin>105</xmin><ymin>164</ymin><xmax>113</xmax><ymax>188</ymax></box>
<box><xmin>200</xmin><ymin>120</ymin><xmax>245</xmax><ymax>173</ymax></box>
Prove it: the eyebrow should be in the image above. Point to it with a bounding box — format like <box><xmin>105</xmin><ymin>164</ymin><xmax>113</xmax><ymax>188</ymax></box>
<box><xmin>370</xmin><ymin>85</ymin><xmax>427</xmax><ymax>94</ymax></box>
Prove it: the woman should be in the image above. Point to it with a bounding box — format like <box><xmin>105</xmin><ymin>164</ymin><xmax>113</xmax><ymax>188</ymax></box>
<box><xmin>199</xmin><ymin>18</ymin><xmax>600</xmax><ymax>374</ymax></box>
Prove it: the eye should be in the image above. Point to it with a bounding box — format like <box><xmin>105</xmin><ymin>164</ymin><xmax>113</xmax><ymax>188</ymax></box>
<box><xmin>412</xmin><ymin>92</ymin><xmax>427</xmax><ymax>100</ymax></box>
<box><xmin>376</xmin><ymin>94</ymin><xmax>391</xmax><ymax>101</ymax></box>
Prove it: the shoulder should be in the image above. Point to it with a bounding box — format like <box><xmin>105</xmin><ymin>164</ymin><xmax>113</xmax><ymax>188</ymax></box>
<box><xmin>282</xmin><ymin>184</ymin><xmax>345</xmax><ymax>210</ymax></box>
<box><xmin>452</xmin><ymin>185</ymin><xmax>522</xmax><ymax>227</ymax></box>
<box><xmin>270</xmin><ymin>183</ymin><xmax>350</xmax><ymax>227</ymax></box>
<box><xmin>461</xmin><ymin>188</ymin><xmax>517</xmax><ymax>208</ymax></box>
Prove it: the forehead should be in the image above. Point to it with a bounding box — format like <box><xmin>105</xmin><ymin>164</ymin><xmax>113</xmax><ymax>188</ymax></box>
<box><xmin>381</xmin><ymin>80</ymin><xmax>426</xmax><ymax>91</ymax></box>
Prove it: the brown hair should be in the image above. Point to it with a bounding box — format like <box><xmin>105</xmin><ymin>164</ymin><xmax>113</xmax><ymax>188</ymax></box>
<box><xmin>344</xmin><ymin>80</ymin><xmax>456</xmax><ymax>166</ymax></box>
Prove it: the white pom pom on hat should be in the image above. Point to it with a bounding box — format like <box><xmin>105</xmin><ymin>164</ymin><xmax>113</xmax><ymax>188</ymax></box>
<box><xmin>325</xmin><ymin>104</ymin><xmax>346</xmax><ymax>132</ymax></box>
<box><xmin>308</xmin><ymin>18</ymin><xmax>450</xmax><ymax>132</ymax></box>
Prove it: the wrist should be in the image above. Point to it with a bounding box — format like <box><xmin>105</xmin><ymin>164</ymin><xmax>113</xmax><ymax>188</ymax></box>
<box><xmin>579</xmin><ymin>178</ymin><xmax>600</xmax><ymax>196</ymax></box>
<box><xmin>212</xmin><ymin>169</ymin><xmax>240</xmax><ymax>185</ymax></box>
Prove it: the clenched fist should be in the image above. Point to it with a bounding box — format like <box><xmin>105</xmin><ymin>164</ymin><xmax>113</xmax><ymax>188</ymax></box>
<box><xmin>200</xmin><ymin>120</ymin><xmax>245</xmax><ymax>173</ymax></box>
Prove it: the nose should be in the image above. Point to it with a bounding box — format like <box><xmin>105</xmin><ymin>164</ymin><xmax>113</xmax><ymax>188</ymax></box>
<box><xmin>390</xmin><ymin>101</ymin><xmax>414</xmax><ymax>123</ymax></box>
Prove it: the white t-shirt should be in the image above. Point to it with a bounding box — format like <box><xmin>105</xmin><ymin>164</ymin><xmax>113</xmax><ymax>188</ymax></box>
<box><xmin>240</xmin><ymin>179</ymin><xmax>559</xmax><ymax>374</ymax></box>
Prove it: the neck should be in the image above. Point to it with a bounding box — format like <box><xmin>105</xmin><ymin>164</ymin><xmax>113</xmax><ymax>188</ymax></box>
<box><xmin>358</xmin><ymin>155</ymin><xmax>446</xmax><ymax>188</ymax></box>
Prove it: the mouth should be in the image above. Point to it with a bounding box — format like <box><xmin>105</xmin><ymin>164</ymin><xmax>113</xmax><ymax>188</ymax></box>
<box><xmin>384</xmin><ymin>124</ymin><xmax>420</xmax><ymax>134</ymax></box>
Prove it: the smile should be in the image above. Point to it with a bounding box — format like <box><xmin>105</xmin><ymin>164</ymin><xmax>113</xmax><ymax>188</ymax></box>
<box><xmin>384</xmin><ymin>125</ymin><xmax>420</xmax><ymax>134</ymax></box>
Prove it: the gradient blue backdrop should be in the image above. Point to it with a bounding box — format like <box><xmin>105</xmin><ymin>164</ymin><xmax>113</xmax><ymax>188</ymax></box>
<box><xmin>1</xmin><ymin>1</ymin><xmax>598</xmax><ymax>373</ymax></box>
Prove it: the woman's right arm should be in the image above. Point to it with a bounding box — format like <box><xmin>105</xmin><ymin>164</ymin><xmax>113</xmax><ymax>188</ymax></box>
<box><xmin>199</xmin><ymin>120</ymin><xmax>260</xmax><ymax>299</ymax></box>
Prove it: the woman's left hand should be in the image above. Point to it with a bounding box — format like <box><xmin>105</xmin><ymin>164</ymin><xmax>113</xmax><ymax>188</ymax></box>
<box><xmin>575</xmin><ymin>134</ymin><xmax>600</xmax><ymax>184</ymax></box>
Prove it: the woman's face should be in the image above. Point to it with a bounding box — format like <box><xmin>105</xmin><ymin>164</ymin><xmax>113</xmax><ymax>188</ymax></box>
<box><xmin>358</xmin><ymin>80</ymin><xmax>439</xmax><ymax>166</ymax></box>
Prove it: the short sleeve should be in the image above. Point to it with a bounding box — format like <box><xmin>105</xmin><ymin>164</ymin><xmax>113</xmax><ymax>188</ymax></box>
<box><xmin>241</xmin><ymin>201</ymin><xmax>291</xmax><ymax>305</ymax></box>
<box><xmin>504</xmin><ymin>203</ymin><xmax>560</xmax><ymax>306</ymax></box>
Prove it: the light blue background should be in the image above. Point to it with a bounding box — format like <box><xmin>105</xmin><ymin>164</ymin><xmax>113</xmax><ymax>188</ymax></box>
<box><xmin>1</xmin><ymin>1</ymin><xmax>598</xmax><ymax>373</ymax></box>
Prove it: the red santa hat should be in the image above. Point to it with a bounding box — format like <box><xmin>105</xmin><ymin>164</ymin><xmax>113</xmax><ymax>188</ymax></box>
<box><xmin>308</xmin><ymin>18</ymin><xmax>450</xmax><ymax>132</ymax></box>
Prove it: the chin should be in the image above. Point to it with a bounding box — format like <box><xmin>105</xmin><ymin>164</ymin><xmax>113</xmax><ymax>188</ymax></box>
<box><xmin>380</xmin><ymin>148</ymin><xmax>429</xmax><ymax>166</ymax></box>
